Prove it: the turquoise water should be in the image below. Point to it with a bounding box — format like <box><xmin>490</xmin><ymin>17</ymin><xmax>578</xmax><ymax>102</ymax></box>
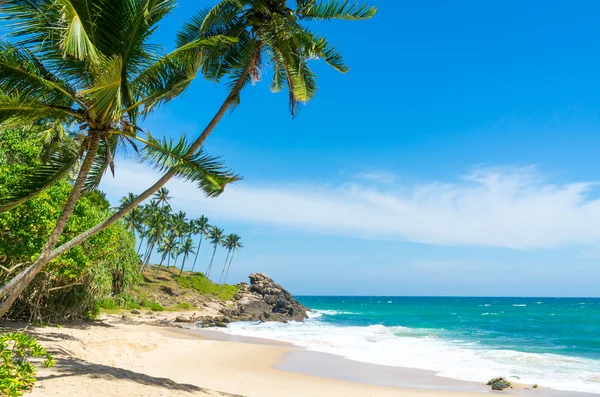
<box><xmin>297</xmin><ymin>296</ymin><xmax>600</xmax><ymax>359</ymax></box>
<box><xmin>223</xmin><ymin>296</ymin><xmax>600</xmax><ymax>393</ymax></box>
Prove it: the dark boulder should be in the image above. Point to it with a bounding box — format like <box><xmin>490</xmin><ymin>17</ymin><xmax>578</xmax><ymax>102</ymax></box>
<box><xmin>226</xmin><ymin>273</ymin><xmax>309</xmax><ymax>323</ymax></box>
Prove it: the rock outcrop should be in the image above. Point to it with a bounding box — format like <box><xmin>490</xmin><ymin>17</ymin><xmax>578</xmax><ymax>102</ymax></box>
<box><xmin>225</xmin><ymin>273</ymin><xmax>309</xmax><ymax>322</ymax></box>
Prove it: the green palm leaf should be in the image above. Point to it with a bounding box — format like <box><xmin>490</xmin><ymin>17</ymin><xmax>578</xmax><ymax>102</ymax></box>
<box><xmin>0</xmin><ymin>141</ymin><xmax>80</xmax><ymax>212</ymax></box>
<box><xmin>56</xmin><ymin>0</ymin><xmax>101</xmax><ymax>62</ymax></box>
<box><xmin>137</xmin><ymin>133</ymin><xmax>241</xmax><ymax>198</ymax></box>
<box><xmin>128</xmin><ymin>35</ymin><xmax>237</xmax><ymax>115</ymax></box>
<box><xmin>298</xmin><ymin>0</ymin><xmax>377</xmax><ymax>20</ymax></box>
<box><xmin>0</xmin><ymin>41</ymin><xmax>81</xmax><ymax>107</ymax></box>
<box><xmin>0</xmin><ymin>93</ymin><xmax>81</xmax><ymax>127</ymax></box>
<box><xmin>81</xmin><ymin>56</ymin><xmax>123</xmax><ymax>122</ymax></box>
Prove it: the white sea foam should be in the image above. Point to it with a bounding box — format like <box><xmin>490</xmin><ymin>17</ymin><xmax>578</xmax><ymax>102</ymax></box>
<box><xmin>512</xmin><ymin>304</ymin><xmax>527</xmax><ymax>307</ymax></box>
<box><xmin>219</xmin><ymin>319</ymin><xmax>600</xmax><ymax>394</ymax></box>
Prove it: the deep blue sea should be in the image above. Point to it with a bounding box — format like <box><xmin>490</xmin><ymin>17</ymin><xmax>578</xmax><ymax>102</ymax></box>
<box><xmin>222</xmin><ymin>296</ymin><xmax>600</xmax><ymax>393</ymax></box>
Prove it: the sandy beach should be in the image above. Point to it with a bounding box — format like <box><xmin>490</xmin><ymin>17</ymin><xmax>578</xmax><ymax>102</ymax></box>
<box><xmin>0</xmin><ymin>315</ymin><xmax>587</xmax><ymax>397</ymax></box>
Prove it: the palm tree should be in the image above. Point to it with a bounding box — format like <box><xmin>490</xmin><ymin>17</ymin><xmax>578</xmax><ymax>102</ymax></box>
<box><xmin>123</xmin><ymin>206</ymin><xmax>143</xmax><ymax>234</ymax></box>
<box><xmin>141</xmin><ymin>203</ymin><xmax>171</xmax><ymax>271</ymax></box>
<box><xmin>155</xmin><ymin>233</ymin><xmax>178</xmax><ymax>279</ymax></box>
<box><xmin>118</xmin><ymin>193</ymin><xmax>138</xmax><ymax>210</ymax></box>
<box><xmin>190</xmin><ymin>215</ymin><xmax>209</xmax><ymax>274</ymax></box>
<box><xmin>178</xmin><ymin>0</ymin><xmax>377</xmax><ymax>116</ymax></box>
<box><xmin>222</xmin><ymin>234</ymin><xmax>242</xmax><ymax>284</ymax></box>
<box><xmin>137</xmin><ymin>200</ymin><xmax>160</xmax><ymax>256</ymax></box>
<box><xmin>0</xmin><ymin>0</ymin><xmax>374</xmax><ymax>316</ymax></box>
<box><xmin>219</xmin><ymin>233</ymin><xmax>235</xmax><ymax>284</ymax></box>
<box><xmin>178</xmin><ymin>237</ymin><xmax>197</xmax><ymax>276</ymax></box>
<box><xmin>170</xmin><ymin>211</ymin><xmax>188</xmax><ymax>269</ymax></box>
<box><xmin>205</xmin><ymin>226</ymin><xmax>224</xmax><ymax>278</ymax></box>
<box><xmin>153</xmin><ymin>188</ymin><xmax>172</xmax><ymax>208</ymax></box>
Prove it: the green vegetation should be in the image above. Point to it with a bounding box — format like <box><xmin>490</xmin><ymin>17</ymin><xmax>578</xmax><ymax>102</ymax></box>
<box><xmin>176</xmin><ymin>274</ymin><xmax>240</xmax><ymax>301</ymax></box>
<box><xmin>138</xmin><ymin>298</ymin><xmax>165</xmax><ymax>312</ymax></box>
<box><xmin>0</xmin><ymin>333</ymin><xmax>55</xmax><ymax>397</ymax></box>
<box><xmin>0</xmin><ymin>128</ymin><xmax>140</xmax><ymax>321</ymax></box>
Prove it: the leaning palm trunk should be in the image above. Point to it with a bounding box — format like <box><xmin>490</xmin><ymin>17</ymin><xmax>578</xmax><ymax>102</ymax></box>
<box><xmin>206</xmin><ymin>245</ymin><xmax>218</xmax><ymax>278</ymax></box>
<box><xmin>190</xmin><ymin>235</ymin><xmax>203</xmax><ymax>274</ymax></box>
<box><xmin>141</xmin><ymin>241</ymin><xmax>156</xmax><ymax>272</ymax></box>
<box><xmin>179</xmin><ymin>254</ymin><xmax>189</xmax><ymax>277</ymax></box>
<box><xmin>218</xmin><ymin>250</ymin><xmax>231</xmax><ymax>284</ymax></box>
<box><xmin>223</xmin><ymin>250</ymin><xmax>235</xmax><ymax>284</ymax></box>
<box><xmin>0</xmin><ymin>51</ymin><xmax>259</xmax><ymax>317</ymax></box>
<box><xmin>136</xmin><ymin>234</ymin><xmax>145</xmax><ymax>255</ymax></box>
<box><xmin>0</xmin><ymin>136</ymin><xmax>101</xmax><ymax>314</ymax></box>
<box><xmin>154</xmin><ymin>252</ymin><xmax>168</xmax><ymax>279</ymax></box>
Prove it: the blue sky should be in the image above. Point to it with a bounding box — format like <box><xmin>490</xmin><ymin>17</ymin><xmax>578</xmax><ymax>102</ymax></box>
<box><xmin>101</xmin><ymin>0</ymin><xmax>600</xmax><ymax>297</ymax></box>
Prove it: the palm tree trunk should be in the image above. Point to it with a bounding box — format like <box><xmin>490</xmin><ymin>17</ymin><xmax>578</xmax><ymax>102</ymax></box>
<box><xmin>0</xmin><ymin>135</ymin><xmax>101</xmax><ymax>316</ymax></box>
<box><xmin>219</xmin><ymin>250</ymin><xmax>231</xmax><ymax>284</ymax></box>
<box><xmin>190</xmin><ymin>235</ymin><xmax>203</xmax><ymax>275</ymax></box>
<box><xmin>223</xmin><ymin>250</ymin><xmax>235</xmax><ymax>284</ymax></box>
<box><xmin>206</xmin><ymin>245</ymin><xmax>217</xmax><ymax>278</ymax></box>
<box><xmin>136</xmin><ymin>233</ymin><xmax>145</xmax><ymax>255</ymax></box>
<box><xmin>179</xmin><ymin>254</ymin><xmax>189</xmax><ymax>277</ymax></box>
<box><xmin>141</xmin><ymin>241</ymin><xmax>155</xmax><ymax>272</ymax></box>
<box><xmin>154</xmin><ymin>252</ymin><xmax>168</xmax><ymax>279</ymax></box>
<box><xmin>0</xmin><ymin>47</ymin><xmax>261</xmax><ymax>317</ymax></box>
<box><xmin>173</xmin><ymin>253</ymin><xmax>180</xmax><ymax>271</ymax></box>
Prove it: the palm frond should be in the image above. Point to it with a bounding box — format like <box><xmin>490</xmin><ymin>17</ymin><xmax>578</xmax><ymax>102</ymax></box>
<box><xmin>0</xmin><ymin>41</ymin><xmax>82</xmax><ymax>108</ymax></box>
<box><xmin>128</xmin><ymin>35</ymin><xmax>237</xmax><ymax>116</ymax></box>
<box><xmin>80</xmin><ymin>56</ymin><xmax>123</xmax><ymax>122</ymax></box>
<box><xmin>298</xmin><ymin>0</ymin><xmax>377</xmax><ymax>20</ymax></box>
<box><xmin>198</xmin><ymin>0</ymin><xmax>243</xmax><ymax>36</ymax></box>
<box><xmin>0</xmin><ymin>93</ymin><xmax>80</xmax><ymax>127</ymax></box>
<box><xmin>136</xmin><ymin>132</ymin><xmax>240</xmax><ymax>198</ymax></box>
<box><xmin>289</xmin><ymin>27</ymin><xmax>348</xmax><ymax>73</ymax></box>
<box><xmin>0</xmin><ymin>140</ymin><xmax>80</xmax><ymax>212</ymax></box>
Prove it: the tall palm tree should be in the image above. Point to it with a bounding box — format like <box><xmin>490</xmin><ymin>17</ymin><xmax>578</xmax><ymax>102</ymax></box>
<box><xmin>123</xmin><ymin>205</ymin><xmax>143</xmax><ymax>235</ymax></box>
<box><xmin>118</xmin><ymin>192</ymin><xmax>138</xmax><ymax>210</ymax></box>
<box><xmin>177</xmin><ymin>0</ymin><xmax>377</xmax><ymax>116</ymax></box>
<box><xmin>190</xmin><ymin>215</ymin><xmax>209</xmax><ymax>274</ymax></box>
<box><xmin>141</xmin><ymin>203</ymin><xmax>171</xmax><ymax>271</ymax></box>
<box><xmin>155</xmin><ymin>232</ymin><xmax>177</xmax><ymax>279</ymax></box>
<box><xmin>0</xmin><ymin>0</ymin><xmax>374</xmax><ymax>317</ymax></box>
<box><xmin>219</xmin><ymin>233</ymin><xmax>235</xmax><ymax>284</ymax></box>
<box><xmin>178</xmin><ymin>237</ymin><xmax>196</xmax><ymax>276</ymax></box>
<box><xmin>206</xmin><ymin>226</ymin><xmax>224</xmax><ymax>278</ymax></box>
<box><xmin>170</xmin><ymin>210</ymin><xmax>188</xmax><ymax>269</ymax></box>
<box><xmin>153</xmin><ymin>188</ymin><xmax>172</xmax><ymax>208</ymax></box>
<box><xmin>137</xmin><ymin>200</ymin><xmax>160</xmax><ymax>256</ymax></box>
<box><xmin>222</xmin><ymin>234</ymin><xmax>242</xmax><ymax>284</ymax></box>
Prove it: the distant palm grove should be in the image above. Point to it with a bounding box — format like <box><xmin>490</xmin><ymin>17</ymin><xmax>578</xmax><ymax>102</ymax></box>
<box><xmin>123</xmin><ymin>188</ymin><xmax>243</xmax><ymax>284</ymax></box>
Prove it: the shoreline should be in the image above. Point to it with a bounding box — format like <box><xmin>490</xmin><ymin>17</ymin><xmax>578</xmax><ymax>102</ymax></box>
<box><xmin>189</xmin><ymin>326</ymin><xmax>599</xmax><ymax>397</ymax></box>
<box><xmin>3</xmin><ymin>315</ymin><xmax>597</xmax><ymax>397</ymax></box>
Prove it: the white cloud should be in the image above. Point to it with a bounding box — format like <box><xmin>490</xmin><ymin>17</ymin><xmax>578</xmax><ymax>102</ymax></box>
<box><xmin>100</xmin><ymin>162</ymin><xmax>600</xmax><ymax>249</ymax></box>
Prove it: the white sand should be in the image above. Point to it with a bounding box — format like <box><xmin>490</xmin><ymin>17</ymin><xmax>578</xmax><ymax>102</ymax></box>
<box><xmin>18</xmin><ymin>317</ymin><xmax>505</xmax><ymax>397</ymax></box>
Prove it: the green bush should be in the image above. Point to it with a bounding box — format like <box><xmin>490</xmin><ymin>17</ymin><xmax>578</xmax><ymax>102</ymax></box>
<box><xmin>0</xmin><ymin>333</ymin><xmax>55</xmax><ymax>397</ymax></box>
<box><xmin>0</xmin><ymin>127</ymin><xmax>140</xmax><ymax>321</ymax></box>
<box><xmin>172</xmin><ymin>302</ymin><xmax>192</xmax><ymax>310</ymax></box>
<box><xmin>175</xmin><ymin>275</ymin><xmax>239</xmax><ymax>301</ymax></box>
<box><xmin>139</xmin><ymin>298</ymin><xmax>164</xmax><ymax>311</ymax></box>
<box><xmin>96</xmin><ymin>298</ymin><xmax>117</xmax><ymax>310</ymax></box>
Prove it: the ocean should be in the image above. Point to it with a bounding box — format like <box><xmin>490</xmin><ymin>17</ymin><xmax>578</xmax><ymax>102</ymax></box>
<box><xmin>221</xmin><ymin>296</ymin><xmax>600</xmax><ymax>394</ymax></box>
